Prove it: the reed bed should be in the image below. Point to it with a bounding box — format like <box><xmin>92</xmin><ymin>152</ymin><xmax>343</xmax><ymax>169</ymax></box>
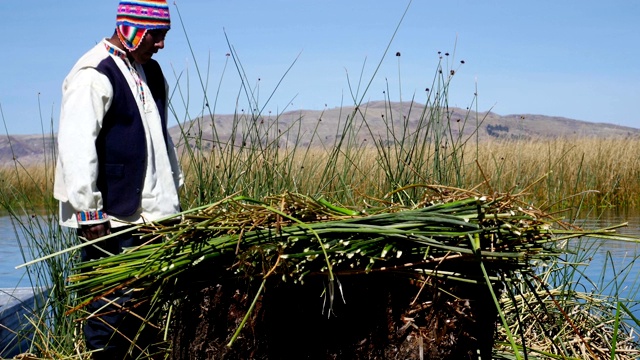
<box><xmin>176</xmin><ymin>136</ymin><xmax>640</xmax><ymax>212</ymax></box>
<box><xmin>0</xmin><ymin>165</ymin><xmax>52</xmax><ymax>211</ymax></box>
<box><xmin>496</xmin><ymin>285</ymin><xmax>640</xmax><ymax>359</ymax></box>
<box><xmin>2</xmin><ymin>136</ymin><xmax>639</xmax><ymax>214</ymax></box>
<box><xmin>472</xmin><ymin>137</ymin><xmax>640</xmax><ymax>212</ymax></box>
<box><xmin>0</xmin><ymin>163</ymin><xmax>81</xmax><ymax>359</ymax></box>
<box><xmin>64</xmin><ymin>189</ymin><xmax>640</xmax><ymax>358</ymax></box>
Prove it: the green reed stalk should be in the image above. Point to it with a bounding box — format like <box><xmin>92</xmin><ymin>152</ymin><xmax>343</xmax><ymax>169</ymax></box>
<box><xmin>0</xmin><ymin>101</ymin><xmax>81</xmax><ymax>357</ymax></box>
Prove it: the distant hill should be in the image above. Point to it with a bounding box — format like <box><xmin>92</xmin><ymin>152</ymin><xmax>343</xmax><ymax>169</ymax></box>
<box><xmin>169</xmin><ymin>101</ymin><xmax>640</xmax><ymax>157</ymax></box>
<box><xmin>0</xmin><ymin>134</ymin><xmax>56</xmax><ymax>166</ymax></box>
<box><xmin>2</xmin><ymin>101</ymin><xmax>639</xmax><ymax>166</ymax></box>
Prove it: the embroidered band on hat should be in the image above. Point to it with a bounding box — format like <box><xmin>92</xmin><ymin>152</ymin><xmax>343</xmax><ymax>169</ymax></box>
<box><xmin>116</xmin><ymin>0</ymin><xmax>171</xmax><ymax>51</ymax></box>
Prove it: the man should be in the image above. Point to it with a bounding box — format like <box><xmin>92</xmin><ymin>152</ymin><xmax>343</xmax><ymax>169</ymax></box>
<box><xmin>53</xmin><ymin>1</ymin><xmax>183</xmax><ymax>358</ymax></box>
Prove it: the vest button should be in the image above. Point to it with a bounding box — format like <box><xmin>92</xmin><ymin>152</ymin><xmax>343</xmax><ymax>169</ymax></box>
<box><xmin>136</xmin><ymin>188</ymin><xmax>141</xmax><ymax>194</ymax></box>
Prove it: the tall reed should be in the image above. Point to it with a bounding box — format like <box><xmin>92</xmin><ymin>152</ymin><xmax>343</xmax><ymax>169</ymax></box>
<box><xmin>172</xmin><ymin>136</ymin><xmax>640</xmax><ymax>212</ymax></box>
<box><xmin>472</xmin><ymin>137</ymin><xmax>640</xmax><ymax>213</ymax></box>
<box><xmin>3</xmin><ymin>137</ymin><xmax>639</xmax><ymax>214</ymax></box>
<box><xmin>0</xmin><ymin>107</ymin><xmax>81</xmax><ymax>358</ymax></box>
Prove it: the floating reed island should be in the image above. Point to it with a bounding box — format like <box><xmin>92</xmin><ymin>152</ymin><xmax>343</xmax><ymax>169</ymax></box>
<box><xmin>67</xmin><ymin>186</ymin><xmax>640</xmax><ymax>359</ymax></box>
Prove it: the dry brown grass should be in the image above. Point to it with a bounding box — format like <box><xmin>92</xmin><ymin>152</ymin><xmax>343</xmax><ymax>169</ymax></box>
<box><xmin>180</xmin><ymin>136</ymin><xmax>640</xmax><ymax>211</ymax></box>
<box><xmin>0</xmin><ymin>164</ymin><xmax>53</xmax><ymax>211</ymax></box>
<box><xmin>471</xmin><ymin>137</ymin><xmax>640</xmax><ymax>209</ymax></box>
<box><xmin>2</xmin><ymin>137</ymin><xmax>638</xmax><ymax>213</ymax></box>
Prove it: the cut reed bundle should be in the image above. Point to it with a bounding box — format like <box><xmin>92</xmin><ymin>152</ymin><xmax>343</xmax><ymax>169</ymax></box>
<box><xmin>67</xmin><ymin>187</ymin><xmax>627</xmax><ymax>314</ymax></box>
<box><xmin>65</xmin><ymin>188</ymin><xmax>640</xmax><ymax>358</ymax></box>
<box><xmin>68</xmin><ymin>190</ymin><xmax>558</xmax><ymax>302</ymax></box>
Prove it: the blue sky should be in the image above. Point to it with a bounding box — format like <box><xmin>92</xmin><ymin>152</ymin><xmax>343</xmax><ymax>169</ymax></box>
<box><xmin>0</xmin><ymin>0</ymin><xmax>638</xmax><ymax>135</ymax></box>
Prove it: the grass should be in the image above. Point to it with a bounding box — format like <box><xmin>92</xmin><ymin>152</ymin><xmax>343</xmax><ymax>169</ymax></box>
<box><xmin>1</xmin><ymin>2</ymin><xmax>639</xmax><ymax>358</ymax></box>
<box><xmin>2</xmin><ymin>137</ymin><xmax>639</xmax><ymax>214</ymax></box>
<box><xmin>473</xmin><ymin>137</ymin><xmax>640</xmax><ymax>212</ymax></box>
<box><xmin>495</xmin><ymin>235</ymin><xmax>640</xmax><ymax>359</ymax></box>
<box><xmin>173</xmin><ymin>136</ymin><xmax>640</xmax><ymax>212</ymax></box>
<box><xmin>0</xmin><ymin>105</ymin><xmax>82</xmax><ymax>358</ymax></box>
<box><xmin>0</xmin><ymin>165</ymin><xmax>50</xmax><ymax>212</ymax></box>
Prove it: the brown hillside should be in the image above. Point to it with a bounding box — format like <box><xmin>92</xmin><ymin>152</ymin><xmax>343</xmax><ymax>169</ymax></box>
<box><xmin>2</xmin><ymin>102</ymin><xmax>638</xmax><ymax>165</ymax></box>
<box><xmin>171</xmin><ymin>101</ymin><xmax>639</xmax><ymax>150</ymax></box>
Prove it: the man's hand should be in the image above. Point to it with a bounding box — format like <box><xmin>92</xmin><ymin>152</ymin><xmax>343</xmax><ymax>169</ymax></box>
<box><xmin>80</xmin><ymin>222</ymin><xmax>111</xmax><ymax>240</ymax></box>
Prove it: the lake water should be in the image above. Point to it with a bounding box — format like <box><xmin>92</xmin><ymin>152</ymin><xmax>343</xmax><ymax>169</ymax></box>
<box><xmin>0</xmin><ymin>216</ymin><xmax>32</xmax><ymax>288</ymax></box>
<box><xmin>1</xmin><ymin>212</ymin><xmax>640</xmax><ymax>291</ymax></box>
<box><xmin>567</xmin><ymin>212</ymin><xmax>640</xmax><ymax>304</ymax></box>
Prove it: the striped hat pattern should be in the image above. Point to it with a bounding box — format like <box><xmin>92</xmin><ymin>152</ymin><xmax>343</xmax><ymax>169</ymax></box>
<box><xmin>116</xmin><ymin>0</ymin><xmax>171</xmax><ymax>51</ymax></box>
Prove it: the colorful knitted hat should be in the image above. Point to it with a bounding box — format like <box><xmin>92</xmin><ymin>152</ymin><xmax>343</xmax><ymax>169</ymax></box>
<box><xmin>116</xmin><ymin>0</ymin><xmax>171</xmax><ymax>51</ymax></box>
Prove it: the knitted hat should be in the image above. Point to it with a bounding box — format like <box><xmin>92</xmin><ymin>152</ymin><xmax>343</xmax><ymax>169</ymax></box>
<box><xmin>116</xmin><ymin>0</ymin><xmax>171</xmax><ymax>51</ymax></box>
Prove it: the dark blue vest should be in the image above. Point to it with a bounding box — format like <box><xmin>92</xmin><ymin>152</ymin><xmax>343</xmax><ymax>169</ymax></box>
<box><xmin>94</xmin><ymin>57</ymin><xmax>168</xmax><ymax>217</ymax></box>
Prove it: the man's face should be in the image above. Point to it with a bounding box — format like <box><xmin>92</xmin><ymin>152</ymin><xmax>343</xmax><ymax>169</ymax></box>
<box><xmin>130</xmin><ymin>29</ymin><xmax>168</xmax><ymax>64</ymax></box>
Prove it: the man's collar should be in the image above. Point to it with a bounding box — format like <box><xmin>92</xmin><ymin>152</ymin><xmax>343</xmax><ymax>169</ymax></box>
<box><xmin>104</xmin><ymin>39</ymin><xmax>128</xmax><ymax>62</ymax></box>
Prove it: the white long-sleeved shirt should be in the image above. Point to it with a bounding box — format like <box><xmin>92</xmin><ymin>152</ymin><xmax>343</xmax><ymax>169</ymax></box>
<box><xmin>54</xmin><ymin>39</ymin><xmax>183</xmax><ymax>228</ymax></box>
